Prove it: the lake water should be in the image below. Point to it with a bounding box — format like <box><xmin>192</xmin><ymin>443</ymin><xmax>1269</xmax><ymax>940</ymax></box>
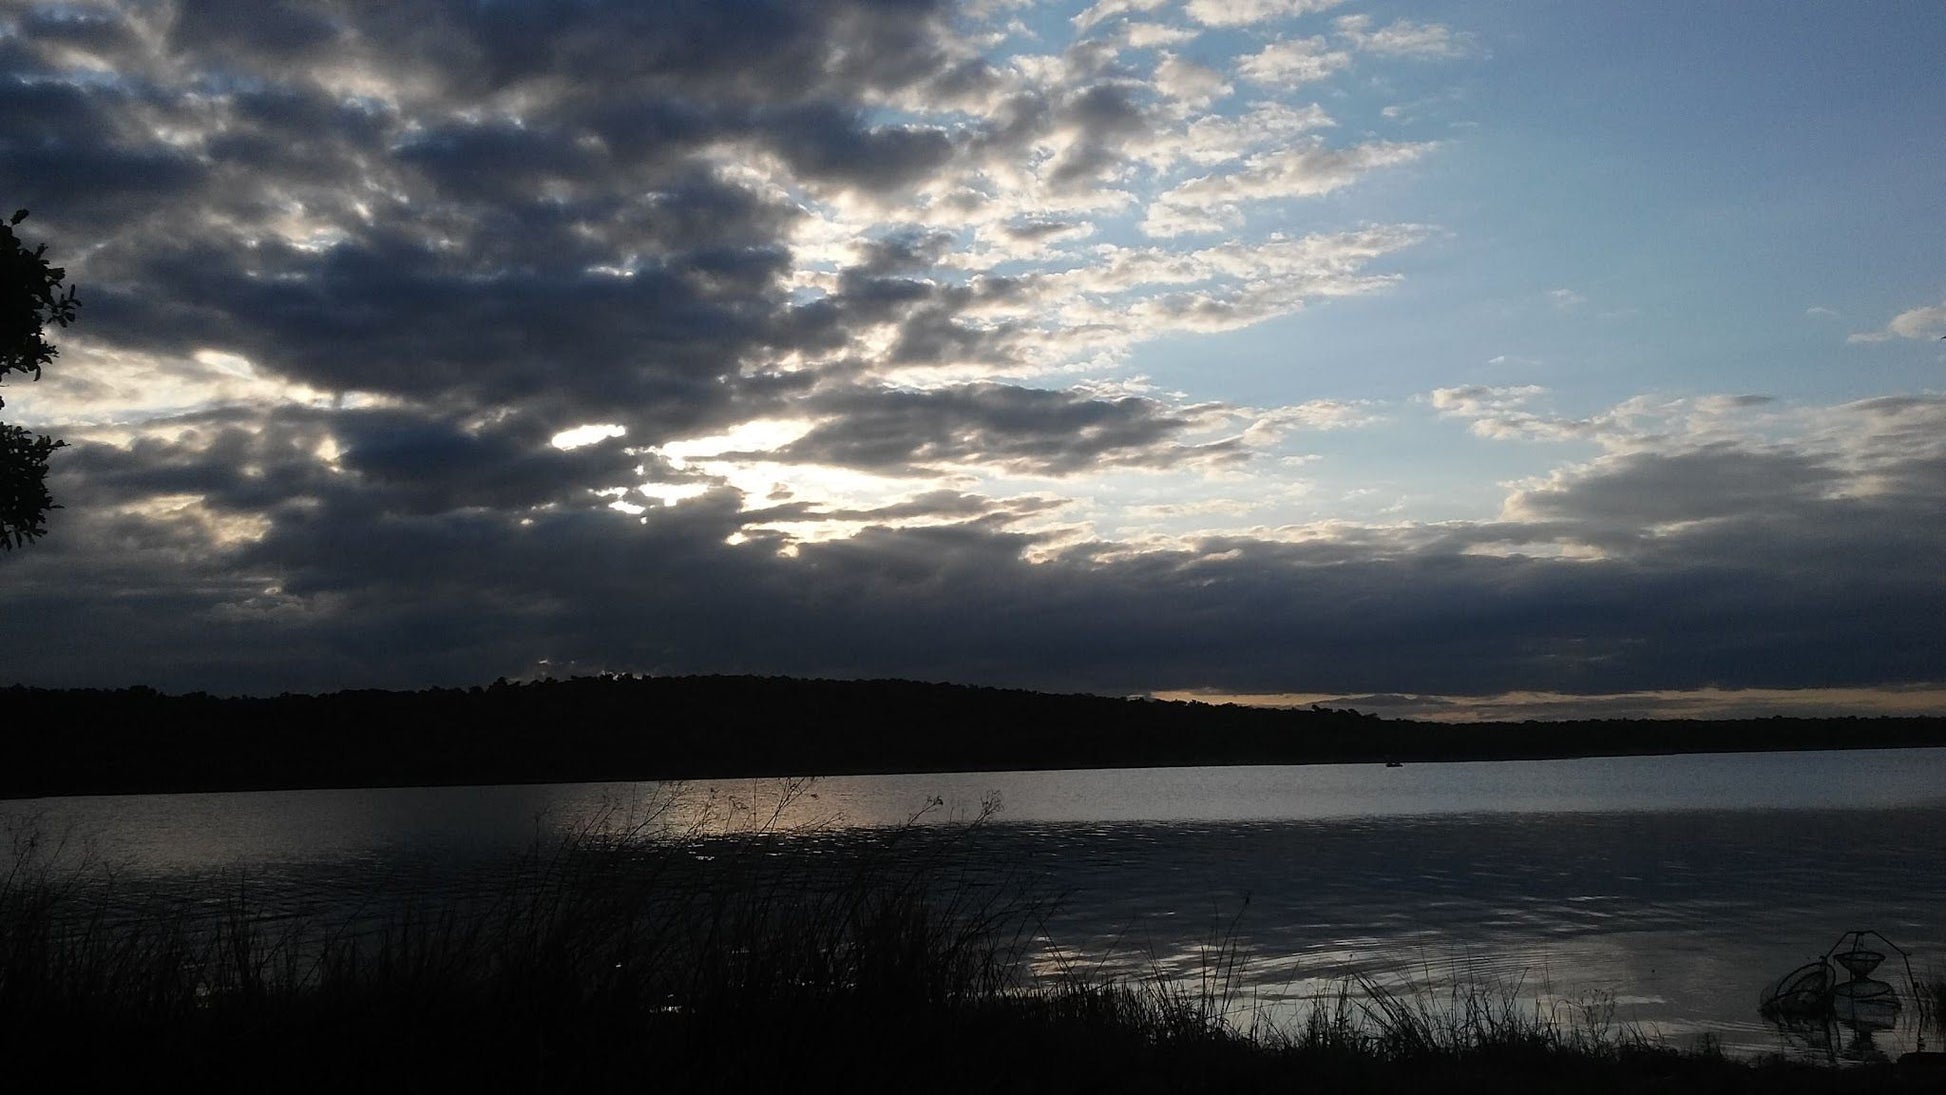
<box><xmin>6</xmin><ymin>748</ymin><xmax>1944</xmax><ymax>1061</ymax></box>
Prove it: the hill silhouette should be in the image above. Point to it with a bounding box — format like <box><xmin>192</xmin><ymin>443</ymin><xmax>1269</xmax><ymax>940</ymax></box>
<box><xmin>5</xmin><ymin>675</ymin><xmax>1944</xmax><ymax>798</ymax></box>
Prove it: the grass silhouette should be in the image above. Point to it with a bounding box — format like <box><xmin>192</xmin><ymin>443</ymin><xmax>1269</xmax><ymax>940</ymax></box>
<box><xmin>0</xmin><ymin>801</ymin><xmax>1929</xmax><ymax>1092</ymax></box>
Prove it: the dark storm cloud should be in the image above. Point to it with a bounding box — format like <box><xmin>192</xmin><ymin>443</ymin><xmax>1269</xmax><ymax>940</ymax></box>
<box><xmin>169</xmin><ymin>0</ymin><xmax>345</xmax><ymax>57</ymax></box>
<box><xmin>832</xmin><ymin>273</ymin><xmax>937</xmax><ymax>319</ymax></box>
<box><xmin>849</xmin><ymin>229</ymin><xmax>960</xmax><ymax>277</ymax></box>
<box><xmin>211</xmin><ymin>87</ymin><xmax>396</xmax><ymax>175</ymax></box>
<box><xmin>0</xmin><ymin>67</ymin><xmax>208</xmax><ymax>223</ymax></box>
<box><xmin>770</xmin><ymin>383</ymin><xmax>1243</xmax><ymax>475</ymax></box>
<box><xmin>395</xmin><ymin>104</ymin><xmax>957</xmax><ymax>203</ymax></box>
<box><xmin>17</xmin><ymin>418</ymin><xmax>1946</xmax><ymax>695</ymax></box>
<box><xmin>53</xmin><ymin>410</ymin><xmax>341</xmax><ymax>513</ymax></box>
<box><xmin>757</xmin><ymin>105</ymin><xmax>956</xmax><ymax>193</ymax></box>
<box><xmin>18</xmin><ymin>5</ymin><xmax>139</xmax><ymax>51</ymax></box>
<box><xmin>1048</xmin><ymin>82</ymin><xmax>1151</xmax><ymax>189</ymax></box>
<box><xmin>332</xmin><ymin>414</ymin><xmax>650</xmax><ymax>515</ymax></box>
<box><xmin>55</xmin><ymin>407</ymin><xmax>650</xmax><ymax>519</ymax></box>
<box><xmin>1512</xmin><ymin>444</ymin><xmax>1843</xmax><ymax>532</ymax></box>
<box><xmin>83</xmin><ymin>221</ymin><xmax>806</xmax><ymax>439</ymax></box>
<box><xmin>6</xmin><ymin>388</ymin><xmax>1942</xmax><ymax>697</ymax></box>
<box><xmin>141</xmin><ymin>0</ymin><xmax>963</xmax><ymax>103</ymax></box>
<box><xmin>393</xmin><ymin>121</ymin><xmax>608</xmax><ymax>205</ymax></box>
<box><xmin>1510</xmin><ymin>443</ymin><xmax>1844</xmax><ymax>552</ymax></box>
<box><xmin>740</xmin><ymin>488</ymin><xmax>1064</xmax><ymax>526</ymax></box>
<box><xmin>6</xmin><ymin>0</ymin><xmax>1012</xmax><ymax>451</ymax></box>
<box><xmin>454</xmin><ymin>0</ymin><xmax>959</xmax><ymax>100</ymax></box>
<box><xmin>885</xmin><ymin>304</ymin><xmax>1011</xmax><ymax>367</ymax></box>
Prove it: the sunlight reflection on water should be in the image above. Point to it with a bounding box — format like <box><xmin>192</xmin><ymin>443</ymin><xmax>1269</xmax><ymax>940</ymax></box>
<box><xmin>5</xmin><ymin>748</ymin><xmax>1944</xmax><ymax>1060</ymax></box>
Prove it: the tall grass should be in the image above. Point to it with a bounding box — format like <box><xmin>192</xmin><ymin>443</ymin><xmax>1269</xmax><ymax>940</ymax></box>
<box><xmin>1922</xmin><ymin>973</ymin><xmax>1945</xmax><ymax>1035</ymax></box>
<box><xmin>0</xmin><ymin>792</ymin><xmax>1048</xmax><ymax>1087</ymax></box>
<box><xmin>0</xmin><ymin>801</ymin><xmax>1904</xmax><ymax>1092</ymax></box>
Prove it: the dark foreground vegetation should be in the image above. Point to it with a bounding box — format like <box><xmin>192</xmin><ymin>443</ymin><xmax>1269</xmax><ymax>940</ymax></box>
<box><xmin>3</xmin><ymin>810</ymin><xmax>1939</xmax><ymax>1094</ymax></box>
<box><xmin>7</xmin><ymin>675</ymin><xmax>1946</xmax><ymax>798</ymax></box>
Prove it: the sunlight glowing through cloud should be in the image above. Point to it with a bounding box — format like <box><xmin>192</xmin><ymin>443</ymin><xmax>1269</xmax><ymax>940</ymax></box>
<box><xmin>635</xmin><ymin>482</ymin><xmax>711</xmax><ymax>507</ymax></box>
<box><xmin>551</xmin><ymin>424</ymin><xmax>628</xmax><ymax>450</ymax></box>
<box><xmin>192</xmin><ymin>349</ymin><xmax>258</xmax><ymax>378</ymax></box>
<box><xmin>657</xmin><ymin>419</ymin><xmax>815</xmax><ymax>466</ymax></box>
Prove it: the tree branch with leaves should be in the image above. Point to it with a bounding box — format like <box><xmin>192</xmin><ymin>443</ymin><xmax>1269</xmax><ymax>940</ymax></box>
<box><xmin>1</xmin><ymin>209</ymin><xmax>79</xmax><ymax>550</ymax></box>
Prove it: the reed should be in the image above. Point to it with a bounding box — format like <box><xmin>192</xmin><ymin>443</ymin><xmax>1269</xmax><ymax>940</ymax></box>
<box><xmin>0</xmin><ymin>808</ymin><xmax>1910</xmax><ymax>1092</ymax></box>
<box><xmin>1922</xmin><ymin>973</ymin><xmax>1945</xmax><ymax>1033</ymax></box>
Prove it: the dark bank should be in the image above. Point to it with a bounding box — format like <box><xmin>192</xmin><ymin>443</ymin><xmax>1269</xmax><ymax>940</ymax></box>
<box><xmin>8</xmin><ymin>674</ymin><xmax>1946</xmax><ymax>799</ymax></box>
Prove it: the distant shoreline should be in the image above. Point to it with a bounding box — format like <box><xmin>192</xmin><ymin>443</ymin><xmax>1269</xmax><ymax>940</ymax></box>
<box><xmin>11</xmin><ymin>739</ymin><xmax>1946</xmax><ymax>804</ymax></box>
<box><xmin>7</xmin><ymin>675</ymin><xmax>1945</xmax><ymax>800</ymax></box>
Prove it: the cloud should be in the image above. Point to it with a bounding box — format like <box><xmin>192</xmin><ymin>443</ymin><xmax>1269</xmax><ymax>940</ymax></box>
<box><xmin>761</xmin><ymin>383</ymin><xmax>1246</xmax><ymax>476</ymax></box>
<box><xmin>1431</xmin><ymin>385</ymin><xmax>1778</xmax><ymax>447</ymax></box>
<box><xmin>1153</xmin><ymin>53</ymin><xmax>1232</xmax><ymax>109</ymax></box>
<box><xmin>804</xmin><ymin>224</ymin><xmax>1432</xmax><ymax>376</ymax></box>
<box><xmin>1185</xmin><ymin>0</ymin><xmax>1343</xmax><ymax>29</ymax></box>
<box><xmin>12</xmin><ymin>0</ymin><xmax>1939</xmax><ymax>713</ymax></box>
<box><xmin>14</xmin><ymin>387</ymin><xmax>1942</xmax><ymax>700</ymax></box>
<box><xmin>1043</xmin><ymin>81</ymin><xmax>1154</xmax><ymax>190</ymax></box>
<box><xmin>1849</xmin><ymin>298</ymin><xmax>1946</xmax><ymax>342</ymax></box>
<box><xmin>1503</xmin><ymin>443</ymin><xmax>1845</xmax><ymax>533</ymax></box>
<box><xmin>1072</xmin><ymin>0</ymin><xmax>1170</xmax><ymax>32</ymax></box>
<box><xmin>55</xmin><ymin>405</ymin><xmax>655</xmax><ymax>521</ymax></box>
<box><xmin>1121</xmin><ymin>22</ymin><xmax>1199</xmax><ymax>50</ymax></box>
<box><xmin>1174</xmin><ymin>102</ymin><xmax>1335</xmax><ymax>166</ymax></box>
<box><xmin>1333</xmin><ymin>14</ymin><xmax>1472</xmax><ymax>58</ymax></box>
<box><xmin>1145</xmin><ymin>140</ymin><xmax>1432</xmax><ymax>235</ymax></box>
<box><xmin>1240</xmin><ymin>399</ymin><xmax>1377</xmax><ymax>441</ymax></box>
<box><xmin>1236</xmin><ymin>36</ymin><xmax>1352</xmax><ymax>86</ymax></box>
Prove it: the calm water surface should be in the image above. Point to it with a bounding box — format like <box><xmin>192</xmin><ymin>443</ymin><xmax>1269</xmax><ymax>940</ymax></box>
<box><xmin>7</xmin><ymin>748</ymin><xmax>1944</xmax><ymax>1060</ymax></box>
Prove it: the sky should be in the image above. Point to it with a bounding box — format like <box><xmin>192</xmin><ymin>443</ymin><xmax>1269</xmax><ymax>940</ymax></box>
<box><xmin>1</xmin><ymin>0</ymin><xmax>1942</xmax><ymax>720</ymax></box>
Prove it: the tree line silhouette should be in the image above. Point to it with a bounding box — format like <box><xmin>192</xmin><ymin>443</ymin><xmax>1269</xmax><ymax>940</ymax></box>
<box><xmin>5</xmin><ymin>675</ymin><xmax>1943</xmax><ymax>797</ymax></box>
